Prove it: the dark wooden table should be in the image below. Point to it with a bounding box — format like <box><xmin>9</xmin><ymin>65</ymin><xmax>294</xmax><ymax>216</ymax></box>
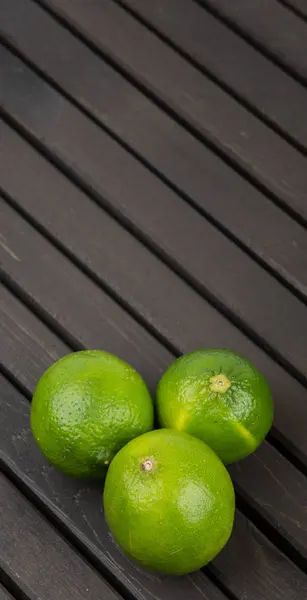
<box><xmin>1</xmin><ymin>1</ymin><xmax>307</xmax><ymax>599</ymax></box>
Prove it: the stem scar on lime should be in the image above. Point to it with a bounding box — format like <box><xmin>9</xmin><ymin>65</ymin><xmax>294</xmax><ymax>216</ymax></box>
<box><xmin>142</xmin><ymin>459</ymin><xmax>154</xmax><ymax>472</ymax></box>
<box><xmin>209</xmin><ymin>373</ymin><xmax>231</xmax><ymax>393</ymax></box>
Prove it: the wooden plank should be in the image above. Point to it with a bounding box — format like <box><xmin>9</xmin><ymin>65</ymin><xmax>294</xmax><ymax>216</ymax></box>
<box><xmin>122</xmin><ymin>0</ymin><xmax>307</xmax><ymax>151</ymax></box>
<box><xmin>0</xmin><ymin>470</ymin><xmax>121</xmax><ymax>600</ymax></box>
<box><xmin>2</xmin><ymin>208</ymin><xmax>307</xmax><ymax>572</ymax></box>
<box><xmin>2</xmin><ymin>50</ymin><xmax>307</xmax><ymax>383</ymax></box>
<box><xmin>212</xmin><ymin>510</ymin><xmax>307</xmax><ymax>600</ymax></box>
<box><xmin>0</xmin><ymin>285</ymin><xmax>70</xmax><ymax>391</ymax></box>
<box><xmin>1</xmin><ymin>372</ymin><xmax>307</xmax><ymax>600</ymax></box>
<box><xmin>34</xmin><ymin>0</ymin><xmax>307</xmax><ymax>221</ymax></box>
<box><xmin>2</xmin><ymin>6</ymin><xmax>307</xmax><ymax>307</ymax></box>
<box><xmin>2</xmin><ymin>135</ymin><xmax>307</xmax><ymax>468</ymax></box>
<box><xmin>0</xmin><ymin>200</ymin><xmax>172</xmax><ymax>394</ymax></box>
<box><xmin>199</xmin><ymin>0</ymin><xmax>307</xmax><ymax>84</ymax></box>
<box><xmin>229</xmin><ymin>443</ymin><xmax>307</xmax><ymax>567</ymax></box>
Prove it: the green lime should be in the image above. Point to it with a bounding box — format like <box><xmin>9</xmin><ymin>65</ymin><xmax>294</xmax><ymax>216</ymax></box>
<box><xmin>31</xmin><ymin>350</ymin><xmax>154</xmax><ymax>478</ymax></box>
<box><xmin>156</xmin><ymin>349</ymin><xmax>273</xmax><ymax>464</ymax></box>
<box><xmin>104</xmin><ymin>429</ymin><xmax>235</xmax><ymax>575</ymax></box>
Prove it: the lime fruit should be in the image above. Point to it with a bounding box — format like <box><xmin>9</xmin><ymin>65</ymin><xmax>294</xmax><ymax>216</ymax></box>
<box><xmin>156</xmin><ymin>349</ymin><xmax>273</xmax><ymax>464</ymax></box>
<box><xmin>104</xmin><ymin>429</ymin><xmax>235</xmax><ymax>575</ymax></box>
<box><xmin>31</xmin><ymin>350</ymin><xmax>154</xmax><ymax>478</ymax></box>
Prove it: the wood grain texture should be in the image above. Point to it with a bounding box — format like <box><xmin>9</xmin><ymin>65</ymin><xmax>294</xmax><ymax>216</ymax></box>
<box><xmin>2</xmin><ymin>49</ymin><xmax>307</xmax><ymax>384</ymax></box>
<box><xmin>34</xmin><ymin>0</ymin><xmax>307</xmax><ymax>220</ymax></box>
<box><xmin>2</xmin><ymin>4</ymin><xmax>307</xmax><ymax>305</ymax></box>
<box><xmin>199</xmin><ymin>0</ymin><xmax>307</xmax><ymax>84</ymax></box>
<box><xmin>1</xmin><ymin>371</ymin><xmax>307</xmax><ymax>600</ymax></box>
<box><xmin>0</xmin><ymin>470</ymin><xmax>121</xmax><ymax>600</ymax></box>
<box><xmin>2</xmin><ymin>215</ymin><xmax>307</xmax><ymax>575</ymax></box>
<box><xmin>2</xmin><ymin>131</ymin><xmax>307</xmax><ymax>468</ymax></box>
<box><xmin>120</xmin><ymin>0</ymin><xmax>307</xmax><ymax>151</ymax></box>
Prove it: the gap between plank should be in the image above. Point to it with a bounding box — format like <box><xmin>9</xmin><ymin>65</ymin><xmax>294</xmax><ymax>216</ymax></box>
<box><xmin>0</xmin><ymin>559</ymin><xmax>32</xmax><ymax>600</ymax></box>
<box><xmin>277</xmin><ymin>0</ymin><xmax>307</xmax><ymax>24</ymax></box>
<box><xmin>193</xmin><ymin>0</ymin><xmax>307</xmax><ymax>88</ymax></box>
<box><xmin>0</xmin><ymin>267</ymin><xmax>84</xmax><ymax>354</ymax></box>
